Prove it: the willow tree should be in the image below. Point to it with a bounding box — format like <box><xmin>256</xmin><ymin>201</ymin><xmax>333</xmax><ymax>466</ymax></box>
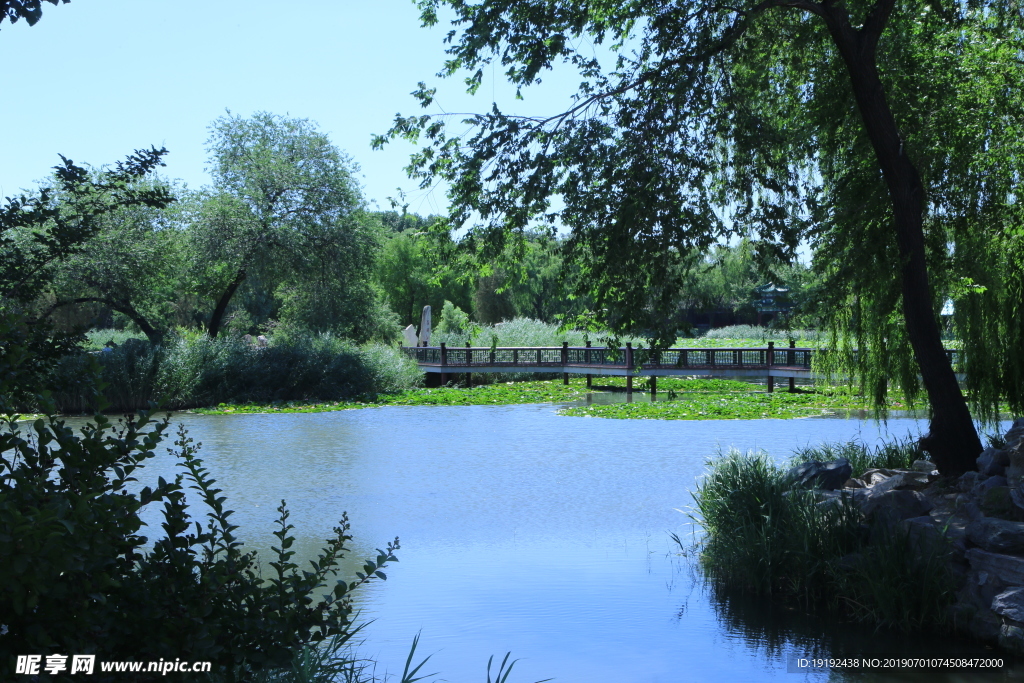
<box><xmin>376</xmin><ymin>0</ymin><xmax>1024</xmax><ymax>474</ymax></box>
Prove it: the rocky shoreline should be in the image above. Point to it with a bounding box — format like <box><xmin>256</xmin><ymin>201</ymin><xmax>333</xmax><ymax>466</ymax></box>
<box><xmin>802</xmin><ymin>419</ymin><xmax>1024</xmax><ymax>652</ymax></box>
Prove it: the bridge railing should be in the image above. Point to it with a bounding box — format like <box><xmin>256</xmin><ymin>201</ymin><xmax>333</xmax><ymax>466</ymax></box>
<box><xmin>400</xmin><ymin>344</ymin><xmax>816</xmax><ymax>369</ymax></box>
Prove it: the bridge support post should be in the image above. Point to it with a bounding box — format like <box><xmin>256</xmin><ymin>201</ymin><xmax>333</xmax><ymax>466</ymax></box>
<box><xmin>626</xmin><ymin>343</ymin><xmax>633</xmax><ymax>397</ymax></box>
<box><xmin>585</xmin><ymin>341</ymin><xmax>592</xmax><ymax>388</ymax></box>
<box><xmin>466</xmin><ymin>341</ymin><xmax>472</xmax><ymax>388</ymax></box>
<box><xmin>788</xmin><ymin>341</ymin><xmax>796</xmax><ymax>392</ymax></box>
<box><xmin>562</xmin><ymin>342</ymin><xmax>569</xmax><ymax>385</ymax></box>
<box><xmin>650</xmin><ymin>375</ymin><xmax>657</xmax><ymax>398</ymax></box>
<box><xmin>767</xmin><ymin>342</ymin><xmax>775</xmax><ymax>393</ymax></box>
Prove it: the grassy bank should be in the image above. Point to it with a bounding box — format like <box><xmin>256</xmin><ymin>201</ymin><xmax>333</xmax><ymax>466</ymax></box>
<box><xmin>688</xmin><ymin>443</ymin><xmax>956</xmax><ymax>630</ymax></box>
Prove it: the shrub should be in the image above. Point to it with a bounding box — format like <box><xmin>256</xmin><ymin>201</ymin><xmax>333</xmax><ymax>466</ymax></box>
<box><xmin>0</xmin><ymin>414</ymin><xmax>397</xmax><ymax>681</ymax></box>
<box><xmin>43</xmin><ymin>330</ymin><xmax>423</xmax><ymax>413</ymax></box>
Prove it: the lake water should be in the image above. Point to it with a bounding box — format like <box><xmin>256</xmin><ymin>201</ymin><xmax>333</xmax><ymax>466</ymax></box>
<box><xmin>117</xmin><ymin>404</ymin><xmax>1015</xmax><ymax>682</ymax></box>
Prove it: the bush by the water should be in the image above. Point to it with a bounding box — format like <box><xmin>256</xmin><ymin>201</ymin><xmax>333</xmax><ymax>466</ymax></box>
<box><xmin>688</xmin><ymin>445</ymin><xmax>956</xmax><ymax>630</ymax></box>
<box><xmin>44</xmin><ymin>330</ymin><xmax>422</xmax><ymax>413</ymax></box>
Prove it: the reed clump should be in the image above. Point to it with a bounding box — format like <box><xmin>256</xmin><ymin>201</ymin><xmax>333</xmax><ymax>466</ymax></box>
<box><xmin>689</xmin><ymin>445</ymin><xmax>957</xmax><ymax>631</ymax></box>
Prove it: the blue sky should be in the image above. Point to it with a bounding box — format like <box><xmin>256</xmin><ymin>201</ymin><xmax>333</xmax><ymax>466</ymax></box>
<box><xmin>0</xmin><ymin>0</ymin><xmax>591</xmax><ymax>217</ymax></box>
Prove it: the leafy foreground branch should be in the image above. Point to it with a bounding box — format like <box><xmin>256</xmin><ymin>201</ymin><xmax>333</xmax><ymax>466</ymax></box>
<box><xmin>0</xmin><ymin>411</ymin><xmax>399</xmax><ymax>681</ymax></box>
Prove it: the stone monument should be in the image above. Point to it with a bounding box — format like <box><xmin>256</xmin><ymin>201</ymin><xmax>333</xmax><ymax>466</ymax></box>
<box><xmin>402</xmin><ymin>324</ymin><xmax>418</xmax><ymax>347</ymax></box>
<box><xmin>418</xmin><ymin>305</ymin><xmax>432</xmax><ymax>346</ymax></box>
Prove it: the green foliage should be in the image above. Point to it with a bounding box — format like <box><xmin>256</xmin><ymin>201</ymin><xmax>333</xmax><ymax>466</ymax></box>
<box><xmin>689</xmin><ymin>447</ymin><xmax>956</xmax><ymax>629</ymax></box>
<box><xmin>194</xmin><ymin>112</ymin><xmax>390</xmax><ymax>341</ymax></box>
<box><xmin>0</xmin><ymin>415</ymin><xmax>399</xmax><ymax>680</ymax></box>
<box><xmin>42</xmin><ymin>331</ymin><xmax>423</xmax><ymax>413</ymax></box>
<box><xmin>436</xmin><ymin>300</ymin><xmax>472</xmax><ymax>336</ymax></box>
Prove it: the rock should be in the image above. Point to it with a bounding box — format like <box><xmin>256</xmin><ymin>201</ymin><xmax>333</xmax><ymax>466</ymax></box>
<box><xmin>981</xmin><ymin>486</ymin><xmax>1016</xmax><ymax>518</ymax></box>
<box><xmin>992</xmin><ymin>587</ymin><xmax>1024</xmax><ymax>622</ymax></box>
<box><xmin>967</xmin><ymin>548</ymin><xmax>1024</xmax><ymax>585</ymax></box>
<box><xmin>401</xmin><ymin>324</ymin><xmax>418</xmax><ymax>347</ymax></box>
<box><xmin>243</xmin><ymin>334</ymin><xmax>254</xmax><ymax>345</ymax></box>
<box><xmin>1006</xmin><ymin>418</ymin><xmax>1024</xmax><ymax>451</ymax></box>
<box><xmin>862</xmin><ymin>468</ymin><xmax>899</xmax><ymax>486</ymax></box>
<box><xmin>912</xmin><ymin>459</ymin><xmax>938</xmax><ymax>473</ymax></box>
<box><xmin>959</xmin><ymin>471</ymin><xmax>984</xmax><ymax>492</ymax></box>
<box><xmin>977</xmin><ymin>475</ymin><xmax>1008</xmax><ymax>495</ymax></box>
<box><xmin>860</xmin><ymin>489</ymin><xmax>933</xmax><ymax>525</ymax></box>
<box><xmin>256</xmin><ymin>335</ymin><xmax>269</xmax><ymax>348</ymax></box>
<box><xmin>843</xmin><ymin>478</ymin><xmax>866</xmax><ymax>489</ymax></box>
<box><xmin>835</xmin><ymin>552</ymin><xmax>863</xmax><ymax>571</ymax></box>
<box><xmin>978</xmin><ymin>448</ymin><xmax>1010</xmax><ymax>477</ymax></box>
<box><xmin>787</xmin><ymin>458</ymin><xmax>853</xmax><ymax>490</ymax></box>
<box><xmin>999</xmin><ymin>624</ymin><xmax>1024</xmax><ymax>655</ymax></box>
<box><xmin>418</xmin><ymin>305</ymin><xmax>432</xmax><ymax>346</ymax></box>
<box><xmin>967</xmin><ymin>517</ymin><xmax>1024</xmax><ymax>554</ymax></box>
<box><xmin>869</xmin><ymin>471</ymin><xmax>933</xmax><ymax>494</ymax></box>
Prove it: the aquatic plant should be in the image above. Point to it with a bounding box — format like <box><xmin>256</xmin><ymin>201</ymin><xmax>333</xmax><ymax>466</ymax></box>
<box><xmin>687</xmin><ymin>446</ymin><xmax>957</xmax><ymax>631</ymax></box>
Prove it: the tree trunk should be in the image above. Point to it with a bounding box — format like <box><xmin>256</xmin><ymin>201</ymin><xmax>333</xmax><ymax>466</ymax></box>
<box><xmin>41</xmin><ymin>297</ymin><xmax>163</xmax><ymax>345</ymax></box>
<box><xmin>208</xmin><ymin>269</ymin><xmax>247</xmax><ymax>339</ymax></box>
<box><xmin>824</xmin><ymin>7</ymin><xmax>982</xmax><ymax>475</ymax></box>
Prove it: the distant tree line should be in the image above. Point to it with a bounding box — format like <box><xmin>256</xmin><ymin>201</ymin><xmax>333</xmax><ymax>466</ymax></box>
<box><xmin>12</xmin><ymin>111</ymin><xmax>808</xmax><ymax>347</ymax></box>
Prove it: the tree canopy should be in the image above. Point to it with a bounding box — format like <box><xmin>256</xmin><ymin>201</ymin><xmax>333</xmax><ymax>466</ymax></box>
<box><xmin>195</xmin><ymin>112</ymin><xmax>386</xmax><ymax>340</ymax></box>
<box><xmin>377</xmin><ymin>0</ymin><xmax>1024</xmax><ymax>474</ymax></box>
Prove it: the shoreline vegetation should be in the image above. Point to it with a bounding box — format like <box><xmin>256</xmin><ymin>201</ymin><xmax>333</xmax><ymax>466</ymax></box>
<box><xmin>39</xmin><ymin>324</ymin><xmax>950</xmax><ymax>420</ymax></box>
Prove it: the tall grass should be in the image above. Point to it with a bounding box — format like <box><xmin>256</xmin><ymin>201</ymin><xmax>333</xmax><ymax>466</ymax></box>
<box><xmin>688</xmin><ymin>445</ymin><xmax>955</xmax><ymax>631</ymax></box>
<box><xmin>432</xmin><ymin>317</ymin><xmax>634</xmax><ymax>348</ymax></box>
<box><xmin>43</xmin><ymin>330</ymin><xmax>423</xmax><ymax>414</ymax></box>
<box><xmin>691</xmin><ymin>449</ymin><xmax>863</xmax><ymax>602</ymax></box>
<box><xmin>790</xmin><ymin>437</ymin><xmax>923</xmax><ymax>477</ymax></box>
<box><xmin>700</xmin><ymin>325</ymin><xmax>820</xmax><ymax>341</ymax></box>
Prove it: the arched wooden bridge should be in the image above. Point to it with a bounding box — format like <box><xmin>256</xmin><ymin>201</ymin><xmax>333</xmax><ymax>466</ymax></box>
<box><xmin>401</xmin><ymin>342</ymin><xmax>964</xmax><ymax>395</ymax></box>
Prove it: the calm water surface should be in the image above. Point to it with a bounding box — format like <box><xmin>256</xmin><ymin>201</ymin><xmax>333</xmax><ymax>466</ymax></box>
<box><xmin>122</xmin><ymin>405</ymin><xmax>1016</xmax><ymax>682</ymax></box>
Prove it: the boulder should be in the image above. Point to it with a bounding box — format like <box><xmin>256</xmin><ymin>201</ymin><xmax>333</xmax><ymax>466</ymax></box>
<box><xmin>999</xmin><ymin>624</ymin><xmax>1024</xmax><ymax>655</ymax></box>
<box><xmin>860</xmin><ymin>488</ymin><xmax>933</xmax><ymax>525</ymax></box>
<box><xmin>967</xmin><ymin>517</ymin><xmax>1024</xmax><ymax>554</ymax></box>
<box><xmin>967</xmin><ymin>548</ymin><xmax>1024</xmax><ymax>586</ymax></box>
<box><xmin>959</xmin><ymin>471</ymin><xmax>984</xmax><ymax>493</ymax></box>
<box><xmin>981</xmin><ymin>486</ymin><xmax>1016</xmax><ymax>518</ymax></box>
<box><xmin>1006</xmin><ymin>418</ymin><xmax>1024</xmax><ymax>451</ymax></box>
<box><xmin>869</xmin><ymin>471</ymin><xmax>933</xmax><ymax>495</ymax></box>
<box><xmin>992</xmin><ymin>587</ymin><xmax>1024</xmax><ymax>622</ymax></box>
<box><xmin>862</xmin><ymin>468</ymin><xmax>900</xmax><ymax>486</ymax></box>
<box><xmin>978</xmin><ymin>447</ymin><xmax>1010</xmax><ymax>477</ymax></box>
<box><xmin>787</xmin><ymin>458</ymin><xmax>852</xmax><ymax>491</ymax></box>
<box><xmin>912</xmin><ymin>459</ymin><xmax>938</xmax><ymax>473</ymax></box>
<box><xmin>843</xmin><ymin>478</ymin><xmax>866</xmax><ymax>489</ymax></box>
